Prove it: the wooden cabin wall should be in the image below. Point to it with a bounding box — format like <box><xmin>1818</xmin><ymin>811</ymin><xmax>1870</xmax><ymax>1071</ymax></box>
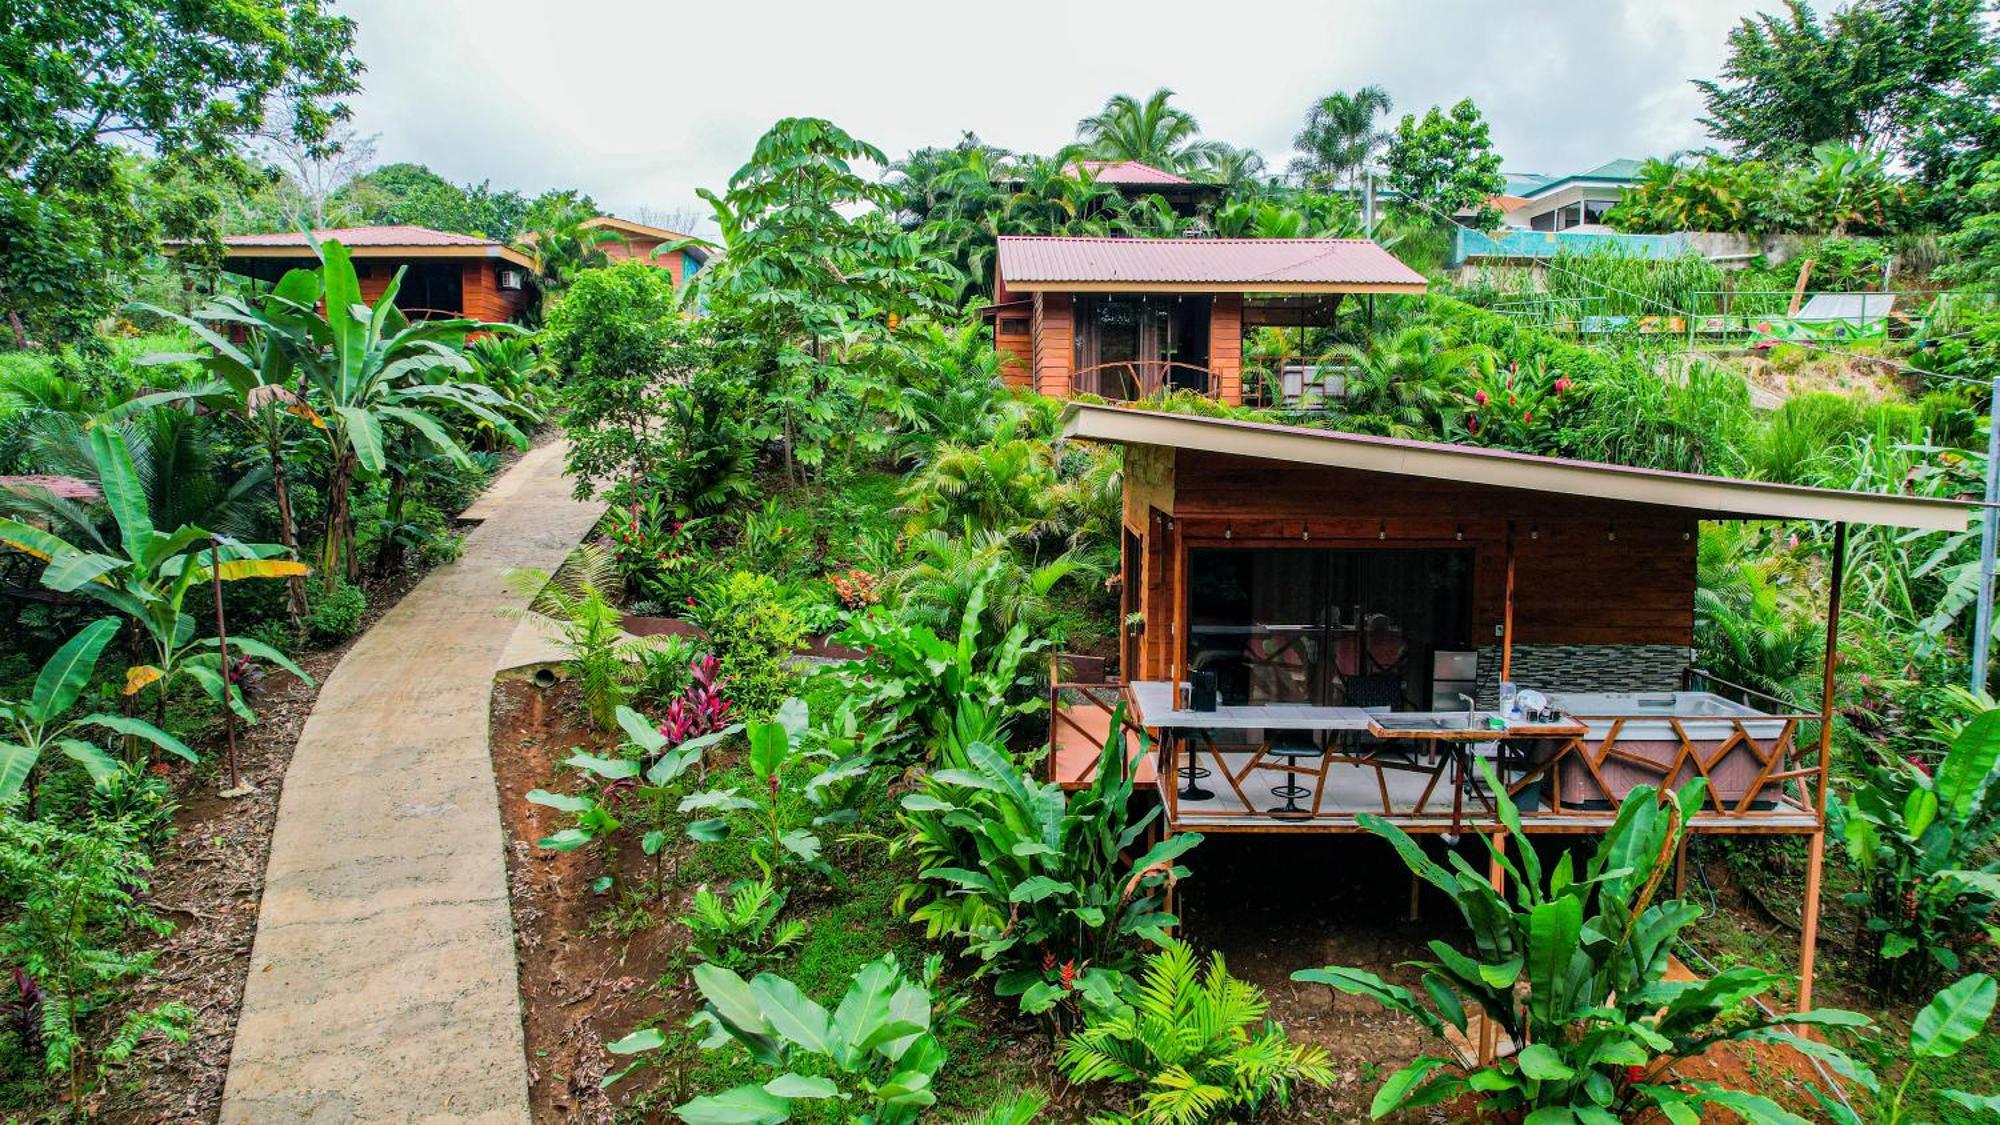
<box><xmin>994</xmin><ymin>311</ymin><xmax>1033</xmax><ymax>389</ymax></box>
<box><xmin>1209</xmin><ymin>294</ymin><xmax>1243</xmax><ymax>406</ymax></box>
<box><xmin>1127</xmin><ymin>450</ymin><xmax>1696</xmax><ymax>666</ymax></box>
<box><xmin>1032</xmin><ymin>292</ymin><xmax>1074</xmax><ymax>397</ymax></box>
<box><xmin>460</xmin><ymin>262</ymin><xmax>527</xmax><ymax>324</ymax></box>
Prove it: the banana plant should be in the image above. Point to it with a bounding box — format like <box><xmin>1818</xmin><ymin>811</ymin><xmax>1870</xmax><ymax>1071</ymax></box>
<box><xmin>604</xmin><ymin>953</ymin><xmax>947</xmax><ymax>1125</ymax></box>
<box><xmin>125</xmin><ymin>266</ymin><xmax>326</xmax><ymax>624</ymax></box>
<box><xmin>0</xmin><ymin>618</ymin><xmax>191</xmax><ymax>805</ymax></box>
<box><xmin>291</xmin><ymin>239</ymin><xmax>528</xmax><ymax>585</ymax></box>
<box><xmin>1833</xmin><ymin>707</ymin><xmax>2000</xmax><ymax>997</ymax></box>
<box><xmin>1819</xmin><ymin>973</ymin><xmax>1997</xmax><ymax>1124</ymax></box>
<box><xmin>1294</xmin><ymin>761</ymin><xmax>1870</xmax><ymax>1123</ymax></box>
<box><xmin>0</xmin><ymin>426</ymin><xmax>311</xmax><ymax>725</ymax></box>
<box><xmin>526</xmin><ymin>704</ymin><xmax>740</xmax><ymax>857</ymax></box>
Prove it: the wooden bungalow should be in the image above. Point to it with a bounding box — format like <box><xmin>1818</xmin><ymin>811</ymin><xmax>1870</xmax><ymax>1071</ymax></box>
<box><xmin>987</xmin><ymin>235</ymin><xmax>1426</xmax><ymax>404</ymax></box>
<box><xmin>579</xmin><ymin>215</ymin><xmax>710</xmax><ymax>285</ymax></box>
<box><xmin>1049</xmin><ymin>402</ymin><xmax>1975</xmax><ymax>1007</ymax></box>
<box><xmin>211</xmin><ymin>225</ymin><xmax>537</xmax><ymax>323</ymax></box>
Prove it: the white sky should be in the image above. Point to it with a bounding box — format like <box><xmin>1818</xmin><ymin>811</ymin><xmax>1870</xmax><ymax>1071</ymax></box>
<box><xmin>335</xmin><ymin>0</ymin><xmax>1777</xmax><ymax>231</ymax></box>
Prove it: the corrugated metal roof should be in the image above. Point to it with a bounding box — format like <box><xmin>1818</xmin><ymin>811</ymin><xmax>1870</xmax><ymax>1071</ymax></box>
<box><xmin>1060</xmin><ymin>403</ymin><xmax>1973</xmax><ymax>531</ymax></box>
<box><xmin>222</xmin><ymin>224</ymin><xmax>499</xmax><ymax>248</ymax></box>
<box><xmin>996</xmin><ymin>236</ymin><xmax>1427</xmax><ymax>290</ymax></box>
<box><xmin>1071</xmin><ymin>160</ymin><xmax>1192</xmax><ymax>186</ymax></box>
<box><xmin>0</xmin><ymin>475</ymin><xmax>101</xmax><ymax>502</ymax></box>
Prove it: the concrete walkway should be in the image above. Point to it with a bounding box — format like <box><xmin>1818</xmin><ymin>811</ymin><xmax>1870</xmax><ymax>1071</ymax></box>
<box><xmin>222</xmin><ymin>442</ymin><xmax>603</xmax><ymax>1123</ymax></box>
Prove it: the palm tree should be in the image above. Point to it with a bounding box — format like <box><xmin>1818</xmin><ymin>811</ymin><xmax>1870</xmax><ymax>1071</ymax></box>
<box><xmin>516</xmin><ymin>191</ymin><xmax>619</xmax><ymax>302</ymax></box>
<box><xmin>1290</xmin><ymin>86</ymin><xmax>1394</xmax><ymax>192</ymax></box>
<box><xmin>1075</xmin><ymin>89</ymin><xmax>1224</xmax><ymax>174</ymax></box>
<box><xmin>1329</xmin><ymin>325</ymin><xmax>1492</xmax><ymax>436</ymax></box>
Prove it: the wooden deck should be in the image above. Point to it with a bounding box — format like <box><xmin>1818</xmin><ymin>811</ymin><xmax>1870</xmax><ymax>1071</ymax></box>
<box><xmin>1050</xmin><ymin>697</ymin><xmax>1153</xmax><ymax>786</ymax></box>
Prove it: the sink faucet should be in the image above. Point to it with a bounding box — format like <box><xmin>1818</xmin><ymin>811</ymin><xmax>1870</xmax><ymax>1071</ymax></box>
<box><xmin>1457</xmin><ymin>693</ymin><xmax>1476</xmax><ymax>728</ymax></box>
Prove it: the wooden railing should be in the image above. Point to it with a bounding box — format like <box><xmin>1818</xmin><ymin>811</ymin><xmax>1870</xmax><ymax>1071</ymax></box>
<box><xmin>1046</xmin><ymin>653</ymin><xmax>1144</xmax><ymax>786</ymax></box>
<box><xmin>1070</xmin><ymin>361</ymin><xmax>1219</xmax><ymax>401</ymax></box>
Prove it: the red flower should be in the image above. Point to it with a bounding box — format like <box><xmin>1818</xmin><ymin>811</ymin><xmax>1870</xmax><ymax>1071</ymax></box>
<box><xmin>1554</xmin><ymin>376</ymin><xmax>1571</xmax><ymax>394</ymax></box>
<box><xmin>1523</xmin><ymin>410</ymin><xmax>1533</xmax><ymax>423</ymax></box>
<box><xmin>1060</xmin><ymin>961</ymin><xmax>1077</xmax><ymax>990</ymax></box>
<box><xmin>1474</xmin><ymin>390</ymin><xmax>1489</xmax><ymax>406</ymax></box>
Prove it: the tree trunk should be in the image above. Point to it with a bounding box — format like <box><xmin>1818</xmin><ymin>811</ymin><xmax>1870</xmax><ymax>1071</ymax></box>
<box><xmin>6</xmin><ymin>309</ymin><xmax>24</xmax><ymax>351</ymax></box>
<box><xmin>373</xmin><ymin>470</ymin><xmax>407</xmax><ymax>578</ymax></box>
<box><xmin>321</xmin><ymin>444</ymin><xmax>357</xmax><ymax>591</ymax></box>
<box><xmin>268</xmin><ymin>435</ymin><xmax>308</xmax><ymax>626</ymax></box>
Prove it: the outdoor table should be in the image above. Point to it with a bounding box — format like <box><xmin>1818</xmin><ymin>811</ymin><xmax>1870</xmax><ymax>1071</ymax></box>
<box><xmin>1127</xmin><ymin>680</ymin><xmax>1372</xmax><ymax>803</ymax></box>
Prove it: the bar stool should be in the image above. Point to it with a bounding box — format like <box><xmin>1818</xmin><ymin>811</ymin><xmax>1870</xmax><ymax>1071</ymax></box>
<box><xmin>1264</xmin><ymin>730</ymin><xmax>1326</xmax><ymax>814</ymax></box>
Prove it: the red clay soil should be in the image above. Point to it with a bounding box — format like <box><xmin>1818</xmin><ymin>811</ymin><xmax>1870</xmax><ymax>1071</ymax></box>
<box><xmin>491</xmin><ymin>677</ymin><xmax>699</xmax><ymax>1124</ymax></box>
<box><xmin>96</xmin><ymin>568</ymin><xmax>425</xmax><ymax>1123</ymax></box>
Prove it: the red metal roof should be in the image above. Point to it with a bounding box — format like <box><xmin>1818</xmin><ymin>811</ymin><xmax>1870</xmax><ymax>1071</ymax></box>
<box><xmin>996</xmin><ymin>236</ymin><xmax>1428</xmax><ymax>290</ymax></box>
<box><xmin>0</xmin><ymin>475</ymin><xmax>101</xmax><ymax>502</ymax></box>
<box><xmin>221</xmin><ymin>224</ymin><xmax>500</xmax><ymax>249</ymax></box>
<box><xmin>1070</xmin><ymin>160</ymin><xmax>1192</xmax><ymax>186</ymax></box>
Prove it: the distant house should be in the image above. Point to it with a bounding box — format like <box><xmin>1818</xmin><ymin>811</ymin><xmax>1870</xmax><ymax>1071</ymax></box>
<box><xmin>996</xmin><ymin>159</ymin><xmax>1224</xmax><ymax>218</ymax></box>
<box><xmin>1498</xmin><ymin>159</ymin><xmax>1645</xmax><ymax>232</ymax></box>
<box><xmin>579</xmin><ymin>216</ymin><xmax>710</xmax><ymax>286</ymax></box>
<box><xmin>987</xmin><ymin>234</ymin><xmax>1425</xmax><ymax>403</ymax></box>
<box><xmin>211</xmin><ymin>224</ymin><xmax>536</xmax><ymax>323</ymax></box>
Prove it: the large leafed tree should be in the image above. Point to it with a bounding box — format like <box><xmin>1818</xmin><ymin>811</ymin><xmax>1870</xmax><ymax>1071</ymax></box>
<box><xmin>0</xmin><ymin>0</ymin><xmax>363</xmax><ymax>344</ymax></box>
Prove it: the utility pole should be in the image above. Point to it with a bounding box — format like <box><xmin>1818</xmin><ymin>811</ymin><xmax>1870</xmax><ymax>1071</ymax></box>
<box><xmin>1972</xmin><ymin>374</ymin><xmax>2000</xmax><ymax>694</ymax></box>
<box><xmin>1363</xmin><ymin>168</ymin><xmax>1376</xmax><ymax>237</ymax></box>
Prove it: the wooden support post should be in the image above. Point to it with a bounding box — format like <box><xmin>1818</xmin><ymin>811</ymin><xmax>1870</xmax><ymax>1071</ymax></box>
<box><xmin>1478</xmin><ymin>831</ymin><xmax>1507</xmax><ymax>1063</ymax></box>
<box><xmin>1407</xmin><ymin>870</ymin><xmax>1422</xmax><ymax>922</ymax></box>
<box><xmin>1787</xmin><ymin>258</ymin><xmax>1816</xmax><ymax>317</ymax></box>
<box><xmin>1800</xmin><ymin>521</ymin><xmax>1847</xmax><ymax>1011</ymax></box>
<box><xmin>1674</xmin><ymin>836</ymin><xmax>1690</xmax><ymax>899</ymax></box>
<box><xmin>1501</xmin><ymin>520</ymin><xmax>1518</xmax><ymax>684</ymax></box>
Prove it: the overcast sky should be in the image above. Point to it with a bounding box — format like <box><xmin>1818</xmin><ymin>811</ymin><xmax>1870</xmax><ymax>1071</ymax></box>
<box><xmin>335</xmin><ymin>0</ymin><xmax>1778</xmax><ymax>231</ymax></box>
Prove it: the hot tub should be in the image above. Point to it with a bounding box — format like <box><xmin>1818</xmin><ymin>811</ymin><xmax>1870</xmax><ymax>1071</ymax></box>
<box><xmin>1537</xmin><ymin>691</ymin><xmax>1793</xmax><ymax>809</ymax></box>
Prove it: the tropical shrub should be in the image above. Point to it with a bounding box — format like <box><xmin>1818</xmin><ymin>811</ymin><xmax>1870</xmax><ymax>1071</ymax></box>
<box><xmin>305</xmin><ymin>579</ymin><xmax>368</xmax><ymax>643</ymax></box>
<box><xmin>543</xmin><ymin>260</ymin><xmax>684</xmax><ymax>504</ymax></box>
<box><xmin>884</xmin><ymin>530</ymin><xmax>1087</xmax><ymax>655</ymax></box>
<box><xmin>606</xmin><ymin>954</ymin><xmax>949</xmax><ymax>1123</ymax></box>
<box><xmin>1060</xmin><ymin>939</ymin><xmax>1334</xmax><ymax>1125</ymax></box>
<box><xmin>1294</xmin><ymin>763</ymin><xmax>1868</xmax><ymax>1121</ymax></box>
<box><xmin>679</xmin><ymin>698</ymin><xmax>870</xmax><ymax>887</ymax></box>
<box><xmin>680</xmin><ymin>877</ymin><xmax>805</xmax><ymax>974</ymax></box>
<box><xmin>898</xmin><ymin>421</ymin><xmax>1058</xmax><ymax>537</ymax></box>
<box><xmin>693</xmin><ymin>571</ymin><xmax>806</xmax><ymax>722</ymax></box>
<box><xmin>1823</xmin><ymin>973</ymin><xmax>1997</xmax><ymax>1124</ymax></box>
<box><xmin>0</xmin><ymin>810</ymin><xmax>194</xmax><ymax>1108</ymax></box>
<box><xmin>1832</xmin><ymin>707</ymin><xmax>2000</xmax><ymax>997</ymax></box>
<box><xmin>896</xmin><ymin>710</ymin><xmax>1197</xmax><ymax>1017</ymax></box>
<box><xmin>0</xmin><ymin>618</ymin><xmax>190</xmax><ymax>807</ymax></box>
<box><xmin>514</xmin><ymin>545</ymin><xmax>649</xmax><ymax>729</ymax></box>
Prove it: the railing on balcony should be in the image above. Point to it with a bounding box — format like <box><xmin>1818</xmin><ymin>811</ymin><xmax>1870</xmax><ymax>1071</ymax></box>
<box><xmin>1070</xmin><ymin>361</ymin><xmax>1219</xmax><ymax>402</ymax></box>
<box><xmin>1047</xmin><ymin>653</ymin><xmax>1148</xmax><ymax>788</ymax></box>
<box><xmin>1239</xmin><ymin>360</ymin><xmax>1357</xmax><ymax>409</ymax></box>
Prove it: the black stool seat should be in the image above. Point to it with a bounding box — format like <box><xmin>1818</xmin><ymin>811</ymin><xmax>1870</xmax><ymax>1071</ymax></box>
<box><xmin>1262</xmin><ymin>733</ymin><xmax>1324</xmax><ymax>813</ymax></box>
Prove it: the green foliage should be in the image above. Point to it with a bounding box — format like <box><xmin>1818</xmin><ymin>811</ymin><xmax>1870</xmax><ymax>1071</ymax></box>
<box><xmin>0</xmin><ymin>810</ymin><xmax>194</xmax><ymax>1107</ymax></box>
<box><xmin>1289</xmin><ymin>85</ymin><xmax>1394</xmax><ymax>193</ymax></box>
<box><xmin>899</xmin><ymin>421</ymin><xmax>1059</xmax><ymax>537</ymax></box>
<box><xmin>305</xmin><ymin>579</ymin><xmax>367</xmax><ymax>643</ymax></box>
<box><xmin>0</xmin><ymin>426</ymin><xmax>311</xmax><ymax>726</ymax></box>
<box><xmin>543</xmin><ymin>260</ymin><xmax>686</xmax><ymax>501</ymax></box>
<box><xmin>1693</xmin><ymin>0</ymin><xmax>1993</xmax><ymax>181</ymax></box>
<box><xmin>1074</xmin><ymin>89</ymin><xmax>1226</xmax><ymax>175</ymax></box>
<box><xmin>526</xmin><ymin>704</ymin><xmax>736</xmax><ymax>870</ymax></box>
<box><xmin>1938</xmin><ymin>157</ymin><xmax>2000</xmax><ymax>289</ymax></box>
<box><xmin>333</xmin><ymin>162</ymin><xmax>549</xmax><ymax>241</ymax></box>
<box><xmin>1060</xmin><ymin>939</ymin><xmax>1334</xmax><ymax>1125</ymax></box>
<box><xmin>516</xmin><ymin>545</ymin><xmax>652</xmax><ymax>730</ymax></box>
<box><xmin>1695</xmin><ymin>523</ymin><xmax>1825</xmax><ymax>703</ymax></box>
<box><xmin>1832</xmin><ymin>708</ymin><xmax>2000</xmax><ymax>997</ymax></box>
<box><xmin>0</xmin><ymin>618</ymin><xmax>190</xmax><ymax>806</ymax></box>
<box><xmin>695</xmin><ymin>571</ymin><xmax>807</xmax><ymax>723</ymax></box>
<box><xmin>1382</xmin><ymin>99</ymin><xmax>1505</xmax><ymax>230</ymax></box>
<box><xmin>834</xmin><ymin>557</ymin><xmax>1049</xmax><ymax>761</ymax></box>
<box><xmin>0</xmin><ymin>0</ymin><xmax>362</xmax><ymax>343</ymax></box>
<box><xmin>609</xmin><ymin>954</ymin><xmax>948</xmax><ymax>1122</ymax></box>
<box><xmin>896</xmin><ymin>709</ymin><xmax>1196</xmax><ymax>1018</ymax></box>
<box><xmin>1295</xmin><ymin>762</ymin><xmax>1869</xmax><ymax>1120</ymax></box>
<box><xmin>682</xmin><ymin>877</ymin><xmax>806</xmax><ymax>975</ymax></box>
<box><xmin>679</xmin><ymin>697</ymin><xmax>870</xmax><ymax>887</ymax></box>
<box><xmin>1823</xmin><ymin>973</ymin><xmax>1998</xmax><ymax>1124</ymax></box>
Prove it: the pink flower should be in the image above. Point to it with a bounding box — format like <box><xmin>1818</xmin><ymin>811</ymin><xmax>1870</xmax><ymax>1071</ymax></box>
<box><xmin>1474</xmin><ymin>390</ymin><xmax>1489</xmax><ymax>406</ymax></box>
<box><xmin>1554</xmin><ymin>376</ymin><xmax>1571</xmax><ymax>394</ymax></box>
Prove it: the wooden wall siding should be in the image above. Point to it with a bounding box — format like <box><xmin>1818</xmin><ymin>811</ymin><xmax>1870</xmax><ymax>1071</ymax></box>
<box><xmin>460</xmin><ymin>262</ymin><xmax>527</xmax><ymax>324</ymax></box>
<box><xmin>1148</xmin><ymin>448</ymin><xmax>1697</xmax><ymax>649</ymax></box>
<box><xmin>1139</xmin><ymin>509</ymin><xmax>1178</xmax><ymax>681</ymax></box>
<box><xmin>1032</xmin><ymin>292</ymin><xmax>1075</xmax><ymax>398</ymax></box>
<box><xmin>1209</xmin><ymin>294</ymin><xmax>1244</xmax><ymax>405</ymax></box>
<box><xmin>1123</xmin><ymin>444</ymin><xmax>1177</xmax><ymax>529</ymax></box>
<box><xmin>995</xmin><ymin>316</ymin><xmax>1033</xmax><ymax>389</ymax></box>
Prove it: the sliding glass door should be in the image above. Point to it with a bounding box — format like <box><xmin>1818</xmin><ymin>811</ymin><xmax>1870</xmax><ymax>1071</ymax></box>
<box><xmin>1073</xmin><ymin>295</ymin><xmax>1212</xmax><ymax>399</ymax></box>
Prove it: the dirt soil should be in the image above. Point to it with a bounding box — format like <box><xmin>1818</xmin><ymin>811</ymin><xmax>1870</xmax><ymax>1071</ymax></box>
<box><xmin>97</xmin><ymin>568</ymin><xmax>424</xmax><ymax>1123</ymax></box>
<box><xmin>492</xmin><ymin>677</ymin><xmax>697</xmax><ymax>1124</ymax></box>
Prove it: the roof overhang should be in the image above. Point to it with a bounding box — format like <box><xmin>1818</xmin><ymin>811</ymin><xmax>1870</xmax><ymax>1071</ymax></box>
<box><xmin>1006</xmin><ymin>280</ymin><xmax>1427</xmax><ymax>295</ymax></box>
<box><xmin>1060</xmin><ymin>403</ymin><xmax>1973</xmax><ymax>532</ymax></box>
<box><xmin>580</xmin><ymin>216</ymin><xmax>711</xmax><ymax>264</ymax></box>
<box><xmin>211</xmin><ymin>242</ymin><xmax>537</xmax><ymax>270</ymax></box>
